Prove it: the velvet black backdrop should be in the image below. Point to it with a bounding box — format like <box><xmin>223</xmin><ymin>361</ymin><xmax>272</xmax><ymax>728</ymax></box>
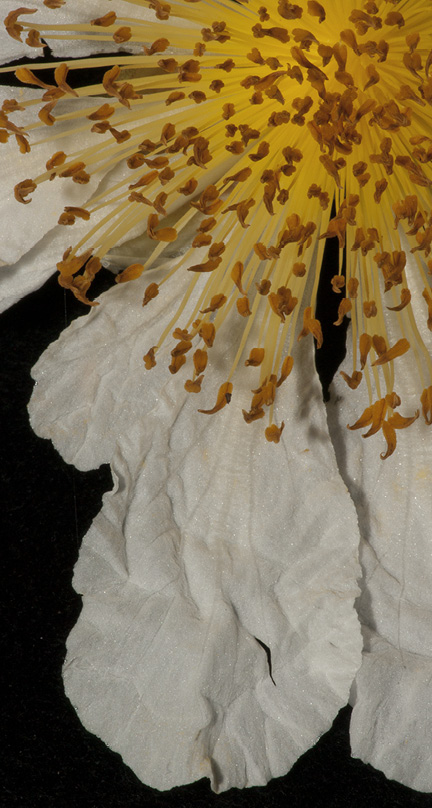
<box><xmin>2</xmin><ymin>49</ymin><xmax>432</xmax><ymax>808</ymax></box>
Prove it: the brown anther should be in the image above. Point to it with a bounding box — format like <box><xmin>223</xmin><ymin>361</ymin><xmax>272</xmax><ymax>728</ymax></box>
<box><xmin>143</xmin><ymin>37</ymin><xmax>170</xmax><ymax>55</ymax></box>
<box><xmin>210</xmin><ymin>80</ymin><xmax>224</xmax><ymax>93</ymax></box>
<box><xmin>25</xmin><ymin>29</ymin><xmax>43</xmax><ymax>48</ymax></box>
<box><xmin>225</xmin><ymin>141</ymin><xmax>244</xmax><ymax>155</ymax></box>
<box><xmin>15</xmin><ymin>133</ymin><xmax>30</xmax><ymax>153</ymax></box>
<box><xmin>198</xmin><ymin>323</ymin><xmax>216</xmax><ymax>347</ymax></box>
<box><xmin>191</xmin><ymin>185</ymin><xmax>221</xmax><ymax>216</ymax></box>
<box><xmin>293</xmin><ymin>263</ymin><xmax>306</xmax><ymax>277</ymax></box>
<box><xmin>192</xmin><ymin>233</ymin><xmax>212</xmax><ymax>249</ymax></box>
<box><xmin>250</xmin><ymin>275</ymin><xmax>269</xmax><ymax>296</ymax></box>
<box><xmin>166</xmin><ymin>91</ymin><xmax>185</xmax><ymax>106</ymax></box>
<box><xmin>53</xmin><ymin>63</ymin><xmax>78</xmax><ymax>97</ymax></box>
<box><xmin>265</xmin><ymin>422</ymin><xmax>285</xmax><ymax>443</ymax></box>
<box><xmin>331</xmin><ymin>275</ymin><xmax>345</xmax><ymax>294</ymax></box>
<box><xmin>59</xmin><ymin>161</ymin><xmax>86</xmax><ymax>178</ymax></box>
<box><xmin>2</xmin><ymin>99</ymin><xmax>25</xmax><ymax>113</ymax></box>
<box><xmin>38</xmin><ymin>102</ymin><xmax>55</xmax><ymax>128</ymax></box>
<box><xmin>184</xmin><ymin>376</ymin><xmax>204</xmax><ymax>393</ymax></box>
<box><xmin>340</xmin><ymin>29</ymin><xmax>360</xmax><ymax>55</ymax></box>
<box><xmin>277</xmin><ymin>1</ymin><xmax>302</xmax><ymax>21</ymax></box>
<box><xmin>149</xmin><ymin>0</ymin><xmax>171</xmax><ymax>20</ymax></box>
<box><xmin>173</xmin><ymin>328</ymin><xmax>191</xmax><ymax>341</ymax></box>
<box><xmin>392</xmin><ymin>195</ymin><xmax>417</xmax><ymax>228</ymax></box>
<box><xmin>395</xmin><ymin>154</ymin><xmax>430</xmax><ymax>188</ymax></box>
<box><xmin>222</xmin><ymin>167</ymin><xmax>252</xmax><ymax>187</ymax></box>
<box><xmin>385</xmin><ymin>392</ymin><xmax>401</xmax><ymax>410</ymax></box>
<box><xmin>237</xmin><ymin>297</ymin><xmax>252</xmax><ymax>317</ymax></box>
<box><xmin>298</xmin><ymin>306</ymin><xmax>323</xmax><ymax>347</ymax></box>
<box><xmin>114</xmin><ymin>264</ymin><xmax>145</xmax><ymax>284</ymax></box>
<box><xmin>171</xmin><ymin>340</ymin><xmax>193</xmax><ymax>358</ymax></box>
<box><xmin>363</xmin><ymin>301</ymin><xmax>377</xmax><ymax>318</ymax></box>
<box><xmin>268</xmin><ymin>287</ymin><xmax>298</xmax><ymax>322</ymax></box>
<box><xmin>58</xmin><ymin>206</ymin><xmax>90</xmax><ymax>226</ymax></box>
<box><xmin>200</xmin><ymin>294</ymin><xmax>226</xmax><ymax>313</ymax></box>
<box><xmin>188</xmin><ymin>258</ymin><xmax>222</xmax><ymax>274</ymax></box>
<box><xmin>371</xmin><ymin>338</ymin><xmax>410</xmax><ymax>366</ymax></box>
<box><xmin>198</xmin><ymin>381</ymin><xmax>233</xmax><ymax>414</ymax></box>
<box><xmin>252</xmin><ymin>24</ymin><xmax>290</xmax><ymax>43</ymax></box>
<box><xmin>15</xmin><ymin>67</ymin><xmax>52</xmax><ymax>90</ymax></box>
<box><xmin>14</xmin><ymin>178</ymin><xmax>36</xmax><ymax>204</ymax></box>
<box><xmin>334</xmin><ymin>298</ymin><xmax>352</xmax><ymax>326</ymax></box>
<box><xmin>102</xmin><ymin>65</ymin><xmax>142</xmax><ymax>108</ymax></box>
<box><xmin>347</xmin><ymin>278</ymin><xmax>359</xmax><ymax>298</ymax></box>
<box><xmin>245</xmin><ymin>348</ymin><xmax>265</xmax><ymax>367</ymax></box>
<box><xmin>254</xmin><ymin>243</ymin><xmax>275</xmax><ymax>260</ymax></box>
<box><xmin>153</xmin><ymin>191</ymin><xmax>168</xmax><ymax>216</ymax></box>
<box><xmin>242</xmin><ymin>407</ymin><xmax>265</xmax><ymax>423</ymax></box>
<box><xmin>421</xmin><ymin>387</ymin><xmax>432</xmax><ymax>425</ymax></box>
<box><xmin>277</xmin><ymin>355</ymin><xmax>294</xmax><ymax>386</ymax></box>
<box><xmin>147</xmin><ymin>213</ymin><xmax>177</xmax><ymax>243</ymax></box>
<box><xmin>319</xmin><ymin>154</ymin><xmax>343</xmax><ymax>188</ymax></box>
<box><xmin>319</xmin><ymin>216</ymin><xmax>347</xmax><ymax>248</ymax></box>
<box><xmin>193</xmin><ymin>349</ymin><xmax>208</xmax><ymax>374</ymax></box>
<box><xmin>201</xmin><ymin>21</ymin><xmax>230</xmax><ymax>43</ymax></box>
<box><xmin>4</xmin><ymin>8</ymin><xmax>37</xmax><ymax>42</ymax></box>
<box><xmin>307</xmin><ymin>0</ymin><xmax>325</xmax><ymax>21</ymax></box>
<box><xmin>231</xmin><ymin>261</ymin><xmax>246</xmax><ymax>295</ymax></box>
<box><xmin>216</xmin><ymin>59</ymin><xmax>235</xmax><ymax>72</ymax></box>
<box><xmin>169</xmin><ymin>355</ymin><xmax>186</xmax><ymax>374</ymax></box>
<box><xmin>198</xmin><ymin>217</ymin><xmax>217</xmax><ymax>233</ymax></box>
<box><xmin>349</xmin><ymin>9</ymin><xmax>382</xmax><ymax>35</ymax></box>
<box><xmin>128</xmin><ymin>191</ymin><xmax>151</xmax><ymax>205</ymax></box>
<box><xmin>372</xmin><ymin>334</ymin><xmax>387</xmax><ymax>359</ymax></box>
<box><xmin>91</xmin><ymin>11</ymin><xmax>116</xmax><ymax>26</ymax></box>
<box><xmin>374</xmin><ymin>179</ymin><xmax>388</xmax><ymax>202</ymax></box>
<box><xmin>188</xmin><ymin>91</ymin><xmax>206</xmax><ymax>104</ymax></box>
<box><xmin>141</xmin><ymin>281</ymin><xmax>159</xmax><ymax>304</ymax></box>
<box><xmin>359</xmin><ymin>333</ymin><xmax>372</xmax><ymax>369</ymax></box>
<box><xmin>87</xmin><ymin>104</ymin><xmax>115</xmax><ymax>121</ymax></box>
<box><xmin>340</xmin><ymin>370</ymin><xmax>363</xmax><ymax>389</ymax></box>
<box><xmin>387</xmin><ymin>288</ymin><xmax>411</xmax><ymax>312</ymax></box>
<box><xmin>374</xmin><ymin>250</ymin><xmax>406</xmax><ymax>290</ymax></box>
<box><xmin>422</xmin><ymin>288</ymin><xmax>432</xmax><ymax>330</ymax></box>
<box><xmin>348</xmin><ymin>399</ymin><xmax>387</xmax><ymax>437</ymax></box>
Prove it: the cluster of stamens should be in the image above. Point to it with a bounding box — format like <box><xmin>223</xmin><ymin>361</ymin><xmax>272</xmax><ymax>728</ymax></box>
<box><xmin>3</xmin><ymin>0</ymin><xmax>432</xmax><ymax>454</ymax></box>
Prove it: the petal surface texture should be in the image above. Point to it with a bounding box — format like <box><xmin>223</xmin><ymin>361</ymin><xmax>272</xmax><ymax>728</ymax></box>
<box><xmin>328</xmin><ymin>259</ymin><xmax>432</xmax><ymax>793</ymax></box>
<box><xmin>29</xmin><ymin>271</ymin><xmax>361</xmax><ymax>791</ymax></box>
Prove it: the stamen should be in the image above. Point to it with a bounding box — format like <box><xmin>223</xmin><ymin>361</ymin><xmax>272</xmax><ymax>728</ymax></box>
<box><xmin>3</xmin><ymin>0</ymin><xmax>432</xmax><ymax>453</ymax></box>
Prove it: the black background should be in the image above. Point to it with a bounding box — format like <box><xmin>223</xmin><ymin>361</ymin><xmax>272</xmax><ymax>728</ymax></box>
<box><xmin>2</xmin><ymin>48</ymin><xmax>432</xmax><ymax>808</ymax></box>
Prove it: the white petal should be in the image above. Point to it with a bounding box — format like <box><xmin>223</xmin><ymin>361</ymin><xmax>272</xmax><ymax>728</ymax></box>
<box><xmin>328</xmin><ymin>258</ymin><xmax>432</xmax><ymax>791</ymax></box>
<box><xmin>30</xmin><ymin>271</ymin><xmax>362</xmax><ymax>790</ymax></box>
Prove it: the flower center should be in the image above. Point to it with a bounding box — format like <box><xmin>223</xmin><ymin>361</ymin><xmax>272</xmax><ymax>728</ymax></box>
<box><xmin>3</xmin><ymin>0</ymin><xmax>432</xmax><ymax>454</ymax></box>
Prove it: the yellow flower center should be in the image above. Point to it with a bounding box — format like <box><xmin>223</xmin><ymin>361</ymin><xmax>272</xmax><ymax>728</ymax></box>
<box><xmin>3</xmin><ymin>0</ymin><xmax>432</xmax><ymax>454</ymax></box>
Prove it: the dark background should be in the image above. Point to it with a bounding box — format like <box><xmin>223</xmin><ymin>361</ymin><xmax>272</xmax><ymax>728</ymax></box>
<box><xmin>2</xmin><ymin>49</ymin><xmax>432</xmax><ymax>808</ymax></box>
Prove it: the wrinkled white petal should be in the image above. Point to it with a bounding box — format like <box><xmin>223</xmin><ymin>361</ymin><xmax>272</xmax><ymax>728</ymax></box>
<box><xmin>328</xmin><ymin>258</ymin><xmax>432</xmax><ymax>792</ymax></box>
<box><xmin>29</xmin><ymin>270</ymin><xmax>361</xmax><ymax>791</ymax></box>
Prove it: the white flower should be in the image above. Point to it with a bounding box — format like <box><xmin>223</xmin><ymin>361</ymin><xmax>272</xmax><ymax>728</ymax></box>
<box><xmin>2</xmin><ymin>0</ymin><xmax>432</xmax><ymax>795</ymax></box>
